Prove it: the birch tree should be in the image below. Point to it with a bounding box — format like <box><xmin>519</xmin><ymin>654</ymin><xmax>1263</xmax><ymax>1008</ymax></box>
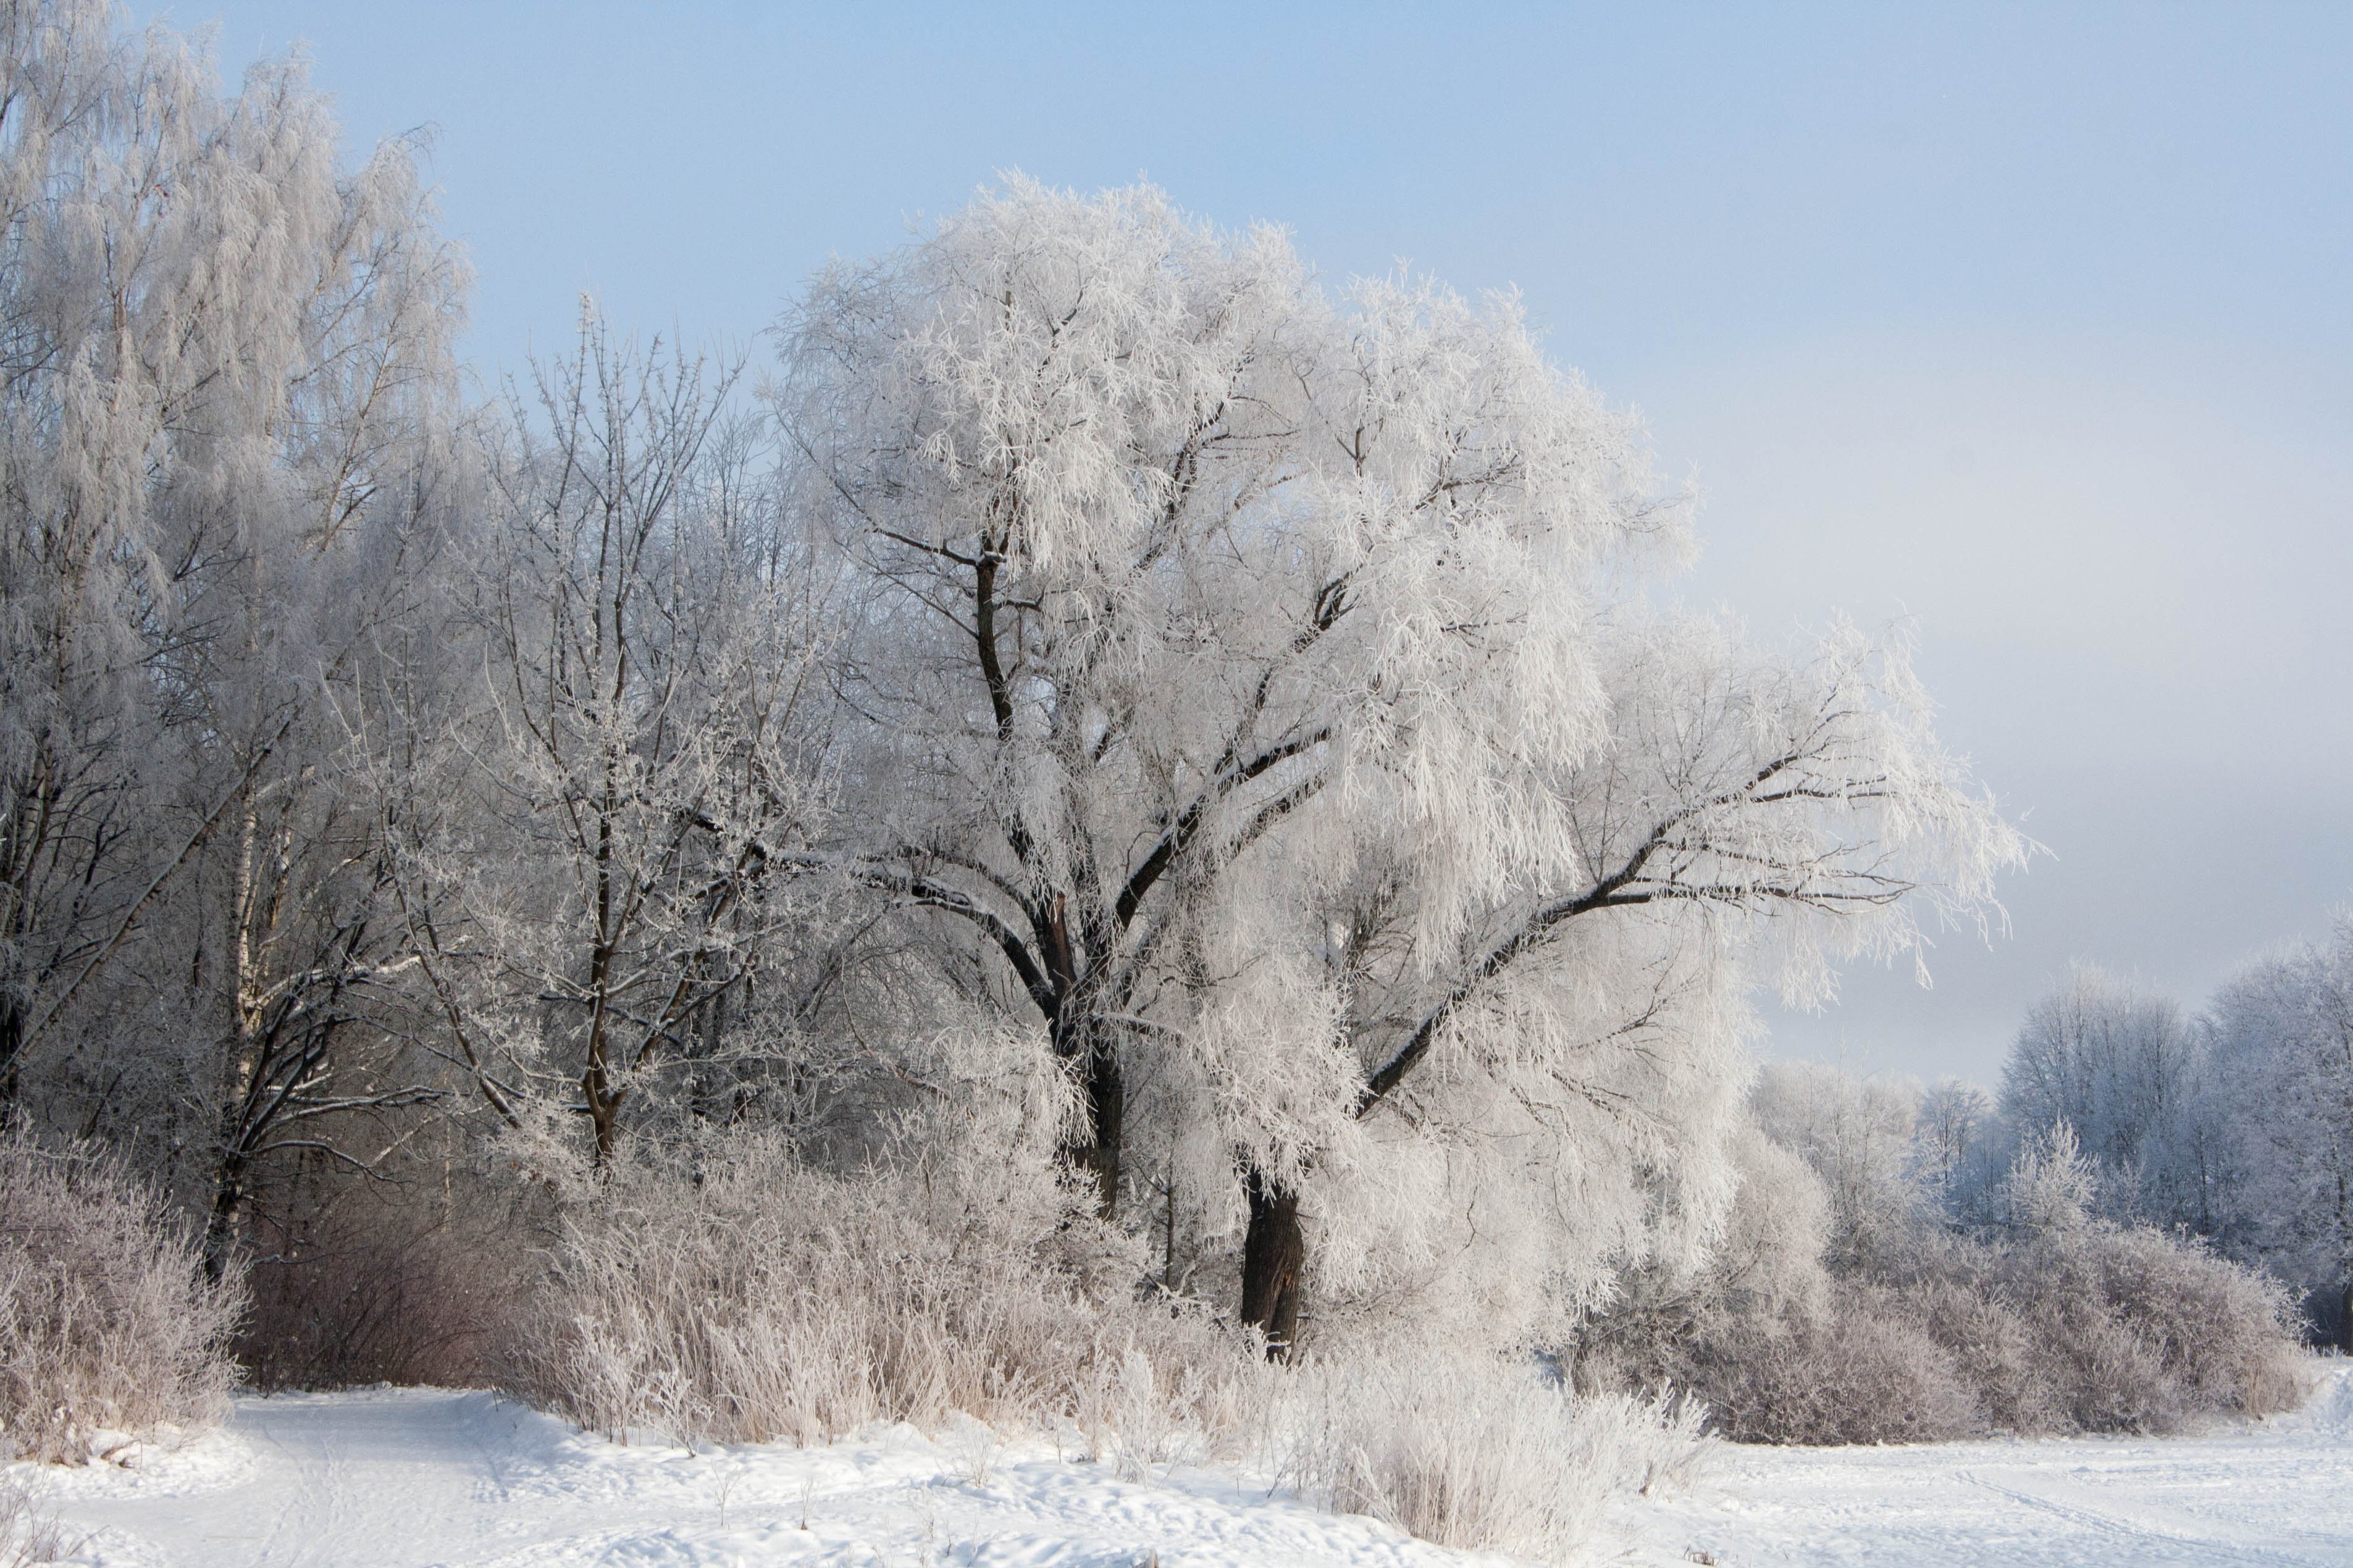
<box><xmin>0</xmin><ymin>0</ymin><xmax>468</xmax><ymax>1271</ymax></box>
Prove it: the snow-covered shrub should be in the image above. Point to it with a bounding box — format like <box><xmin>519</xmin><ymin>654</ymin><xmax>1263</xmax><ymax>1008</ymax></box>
<box><xmin>1676</xmin><ymin>1280</ymin><xmax>1981</xmax><ymax>1446</ymax></box>
<box><xmin>1578</xmin><ymin>1131</ymin><xmax>1979</xmax><ymax>1445</ymax></box>
<box><xmin>1568</xmin><ymin>1124</ymin><xmax>1824</xmax><ymax>1397</ymax></box>
<box><xmin>1276</xmin><ymin>1351</ymin><xmax>1704</xmax><ymax>1561</ymax></box>
<box><xmin>516</xmin><ymin>1124</ymin><xmax>1700</xmax><ymax>1560</ymax></box>
<box><xmin>1968</xmin><ymin>1128</ymin><xmax>2308</xmax><ymax>1432</ymax></box>
<box><xmin>0</xmin><ymin>1136</ymin><xmax>245</xmax><ymax>1462</ymax></box>
<box><xmin>1581</xmin><ymin>1100</ymin><xmax>2309</xmax><ymax>1444</ymax></box>
<box><xmin>1899</xmin><ymin>1266</ymin><xmax>2058</xmax><ymax>1432</ymax></box>
<box><xmin>513</xmin><ymin>1125</ymin><xmax>1250</xmax><ymax>1447</ymax></box>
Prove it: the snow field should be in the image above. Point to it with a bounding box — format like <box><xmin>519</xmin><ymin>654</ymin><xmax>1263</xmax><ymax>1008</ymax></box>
<box><xmin>22</xmin><ymin>1367</ymin><xmax>2353</xmax><ymax>1567</ymax></box>
<box><xmin>1625</xmin><ymin>1362</ymin><xmax>2353</xmax><ymax>1567</ymax></box>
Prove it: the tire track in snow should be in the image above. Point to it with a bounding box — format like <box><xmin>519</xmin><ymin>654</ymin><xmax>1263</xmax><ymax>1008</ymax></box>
<box><xmin>1959</xmin><ymin>1469</ymin><xmax>2341</xmax><ymax>1568</ymax></box>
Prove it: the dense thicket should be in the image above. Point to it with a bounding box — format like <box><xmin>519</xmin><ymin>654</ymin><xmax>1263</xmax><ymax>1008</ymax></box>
<box><xmin>1575</xmin><ymin>1067</ymin><xmax>2307</xmax><ymax>1443</ymax></box>
<box><xmin>1910</xmin><ymin>940</ymin><xmax>2353</xmax><ymax>1351</ymax></box>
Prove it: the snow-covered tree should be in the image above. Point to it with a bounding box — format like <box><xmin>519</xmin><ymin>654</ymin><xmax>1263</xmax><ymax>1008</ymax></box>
<box><xmin>779</xmin><ymin>182</ymin><xmax>1666</xmax><ymax>1220</ymax></box>
<box><xmin>1998</xmin><ymin>965</ymin><xmax>2207</xmax><ymax>1228</ymax></box>
<box><xmin>1913</xmin><ymin>1076</ymin><xmax>1999</xmax><ymax>1218</ymax></box>
<box><xmin>0</xmin><ymin>0</ymin><xmax>469</xmax><ymax>1269</ymax></box>
<box><xmin>387</xmin><ymin>318</ymin><xmax>837</xmax><ymax>1165</ymax></box>
<box><xmin>1212</xmin><ymin>611</ymin><xmax>2026</xmax><ymax>1351</ymax></box>
<box><xmin>781</xmin><ymin>179</ymin><xmax>2026</xmax><ymax>1352</ymax></box>
<box><xmin>2207</xmin><ymin>918</ymin><xmax>2353</xmax><ymax>1344</ymax></box>
<box><xmin>1750</xmin><ymin>1062</ymin><xmax>1922</xmax><ymax>1268</ymax></box>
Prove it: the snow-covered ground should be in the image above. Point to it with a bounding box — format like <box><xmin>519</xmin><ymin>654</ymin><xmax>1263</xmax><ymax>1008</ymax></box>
<box><xmin>1626</xmin><ymin>1363</ymin><xmax>2353</xmax><ymax>1568</ymax></box>
<box><xmin>23</xmin><ymin>1367</ymin><xmax>2353</xmax><ymax>1567</ymax></box>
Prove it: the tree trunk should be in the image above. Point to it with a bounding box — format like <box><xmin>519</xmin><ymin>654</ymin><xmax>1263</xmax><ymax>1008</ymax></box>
<box><xmin>585</xmin><ymin>1062</ymin><xmax>621</xmax><ymax>1167</ymax></box>
<box><xmin>0</xmin><ymin>995</ymin><xmax>21</xmax><ymax>1115</ymax></box>
<box><xmin>1239</xmin><ymin>1165</ymin><xmax>1303</xmax><ymax>1360</ymax></box>
<box><xmin>1051</xmin><ymin>1002</ymin><xmax>1126</xmax><ymax>1218</ymax></box>
<box><xmin>1082</xmin><ymin>1040</ymin><xmax>1123</xmax><ymax>1218</ymax></box>
<box><xmin>2341</xmin><ymin>1281</ymin><xmax>2352</xmax><ymax>1354</ymax></box>
<box><xmin>201</xmin><ymin>1150</ymin><xmax>246</xmax><ymax>1283</ymax></box>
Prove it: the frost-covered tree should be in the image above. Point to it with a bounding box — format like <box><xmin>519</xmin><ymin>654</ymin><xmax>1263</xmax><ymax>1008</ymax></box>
<box><xmin>1999</xmin><ymin>965</ymin><xmax>2207</xmax><ymax>1228</ymax></box>
<box><xmin>1914</xmin><ymin>1076</ymin><xmax>1999</xmax><ymax>1218</ymax></box>
<box><xmin>1213</xmin><ymin>612</ymin><xmax>2026</xmax><ymax>1350</ymax></box>
<box><xmin>781</xmin><ymin>179</ymin><xmax>2025</xmax><ymax>1353</ymax></box>
<box><xmin>1750</xmin><ymin>1062</ymin><xmax>1921</xmax><ymax>1268</ymax></box>
<box><xmin>779</xmin><ymin>183</ymin><xmax>1663</xmax><ymax>1223</ymax></box>
<box><xmin>0</xmin><ymin>0</ymin><xmax>469</xmax><ymax>1268</ymax></box>
<box><xmin>2207</xmin><ymin>918</ymin><xmax>2353</xmax><ymax>1344</ymax></box>
<box><xmin>387</xmin><ymin>319</ymin><xmax>836</xmax><ymax>1165</ymax></box>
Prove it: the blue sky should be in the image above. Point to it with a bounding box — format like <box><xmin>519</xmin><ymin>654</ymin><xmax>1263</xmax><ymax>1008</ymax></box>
<box><xmin>166</xmin><ymin>1</ymin><xmax>2353</xmax><ymax>1083</ymax></box>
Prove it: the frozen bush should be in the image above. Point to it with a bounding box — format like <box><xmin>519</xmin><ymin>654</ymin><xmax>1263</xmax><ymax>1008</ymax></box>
<box><xmin>513</xmin><ymin>1125</ymin><xmax>1252</xmax><ymax>1446</ymax></box>
<box><xmin>1582</xmin><ymin>1109</ymin><xmax>2309</xmax><ymax>1444</ymax></box>
<box><xmin>1981</xmin><ymin>1138</ymin><xmax>2306</xmax><ymax>1430</ymax></box>
<box><xmin>514</xmin><ymin>1125</ymin><xmax>1701</xmax><ymax>1561</ymax></box>
<box><xmin>1958</xmin><ymin>1124</ymin><xmax>2306</xmax><ymax>1432</ymax></box>
<box><xmin>0</xmin><ymin>1136</ymin><xmax>245</xmax><ymax>1462</ymax></box>
<box><xmin>1680</xmin><ymin>1280</ymin><xmax>1980</xmax><ymax>1445</ymax></box>
<box><xmin>1900</xmin><ymin>1265</ymin><xmax>2058</xmax><ymax>1433</ymax></box>
<box><xmin>1278</xmin><ymin>1351</ymin><xmax>1705</xmax><ymax>1561</ymax></box>
<box><xmin>1571</xmin><ymin>1124</ymin><xmax>1833</xmax><ymax>1403</ymax></box>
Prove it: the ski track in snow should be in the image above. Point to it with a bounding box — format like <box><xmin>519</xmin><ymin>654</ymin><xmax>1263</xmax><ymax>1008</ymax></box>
<box><xmin>22</xmin><ymin>1367</ymin><xmax>2353</xmax><ymax>1567</ymax></box>
<box><xmin>1624</xmin><ymin>1363</ymin><xmax>2353</xmax><ymax>1567</ymax></box>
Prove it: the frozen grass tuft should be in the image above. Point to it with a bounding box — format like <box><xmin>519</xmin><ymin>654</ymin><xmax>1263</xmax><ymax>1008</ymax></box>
<box><xmin>0</xmin><ymin>1479</ymin><xmax>68</xmax><ymax>1567</ymax></box>
<box><xmin>1276</xmin><ymin>1351</ymin><xmax>1707</xmax><ymax>1561</ymax></box>
<box><xmin>512</xmin><ymin>1128</ymin><xmax>1250</xmax><ymax>1448</ymax></box>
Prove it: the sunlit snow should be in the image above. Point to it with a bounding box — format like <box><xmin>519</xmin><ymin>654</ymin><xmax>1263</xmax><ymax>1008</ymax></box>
<box><xmin>25</xmin><ymin>1368</ymin><xmax>2353</xmax><ymax>1567</ymax></box>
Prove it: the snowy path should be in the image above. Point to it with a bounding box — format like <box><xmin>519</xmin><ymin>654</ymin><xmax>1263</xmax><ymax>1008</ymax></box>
<box><xmin>25</xmin><ymin>1368</ymin><xmax>2353</xmax><ymax>1567</ymax></box>
<box><xmin>29</xmin><ymin>1386</ymin><xmax>1468</xmax><ymax>1567</ymax></box>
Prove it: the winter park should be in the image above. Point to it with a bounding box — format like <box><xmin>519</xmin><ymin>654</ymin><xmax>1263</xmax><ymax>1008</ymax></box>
<box><xmin>4</xmin><ymin>2</ymin><xmax>2353</xmax><ymax>1564</ymax></box>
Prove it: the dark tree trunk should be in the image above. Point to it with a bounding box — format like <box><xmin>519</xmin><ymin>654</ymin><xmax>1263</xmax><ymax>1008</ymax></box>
<box><xmin>1239</xmin><ymin>1165</ymin><xmax>1303</xmax><ymax>1360</ymax></box>
<box><xmin>1081</xmin><ymin>1040</ymin><xmax>1123</xmax><ymax>1217</ymax></box>
<box><xmin>2341</xmin><ymin>1282</ymin><xmax>2352</xmax><ymax>1354</ymax></box>
<box><xmin>0</xmin><ymin>995</ymin><xmax>20</xmax><ymax>1115</ymax></box>
<box><xmin>201</xmin><ymin>1152</ymin><xmax>247</xmax><ymax>1283</ymax></box>
<box><xmin>1049</xmin><ymin>986</ymin><xmax>1125</xmax><ymax>1219</ymax></box>
<box><xmin>1055</xmin><ymin>1024</ymin><xmax>1125</xmax><ymax>1217</ymax></box>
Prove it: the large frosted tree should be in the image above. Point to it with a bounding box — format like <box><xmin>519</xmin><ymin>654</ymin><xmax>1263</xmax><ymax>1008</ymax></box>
<box><xmin>782</xmin><ymin>180</ymin><xmax>2024</xmax><ymax>1351</ymax></box>
<box><xmin>779</xmin><ymin>184</ymin><xmax>1662</xmax><ymax>1217</ymax></box>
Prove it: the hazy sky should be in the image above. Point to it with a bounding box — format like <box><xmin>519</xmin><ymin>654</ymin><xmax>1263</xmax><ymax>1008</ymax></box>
<box><xmin>158</xmin><ymin>1</ymin><xmax>2353</xmax><ymax>1085</ymax></box>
